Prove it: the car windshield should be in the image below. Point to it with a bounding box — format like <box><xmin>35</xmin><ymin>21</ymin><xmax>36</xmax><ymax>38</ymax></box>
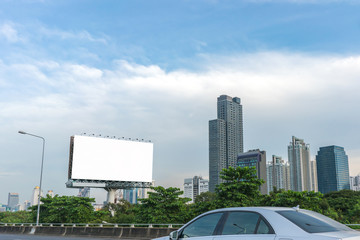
<box><xmin>276</xmin><ymin>209</ymin><xmax>353</xmax><ymax>233</ymax></box>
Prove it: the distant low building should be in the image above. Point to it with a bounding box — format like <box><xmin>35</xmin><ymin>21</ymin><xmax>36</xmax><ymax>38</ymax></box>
<box><xmin>350</xmin><ymin>175</ymin><xmax>360</xmax><ymax>191</ymax></box>
<box><xmin>118</xmin><ymin>180</ymin><xmax>155</xmax><ymax>204</ymax></box>
<box><xmin>0</xmin><ymin>204</ymin><xmax>7</xmax><ymax>212</ymax></box>
<box><xmin>78</xmin><ymin>187</ymin><xmax>90</xmax><ymax>198</ymax></box>
<box><xmin>20</xmin><ymin>200</ymin><xmax>31</xmax><ymax>211</ymax></box>
<box><xmin>47</xmin><ymin>190</ymin><xmax>55</xmax><ymax>198</ymax></box>
<box><xmin>184</xmin><ymin>176</ymin><xmax>209</xmax><ymax>203</ymax></box>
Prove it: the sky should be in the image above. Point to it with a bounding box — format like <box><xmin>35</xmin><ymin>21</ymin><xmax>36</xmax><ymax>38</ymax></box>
<box><xmin>1</xmin><ymin>0</ymin><xmax>360</xmax><ymax>204</ymax></box>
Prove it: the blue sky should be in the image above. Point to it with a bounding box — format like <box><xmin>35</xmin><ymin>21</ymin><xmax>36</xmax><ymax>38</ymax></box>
<box><xmin>1</xmin><ymin>0</ymin><xmax>360</xmax><ymax>204</ymax></box>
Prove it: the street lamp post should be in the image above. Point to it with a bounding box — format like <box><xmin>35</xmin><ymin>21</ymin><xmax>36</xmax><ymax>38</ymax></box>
<box><xmin>18</xmin><ymin>130</ymin><xmax>45</xmax><ymax>226</ymax></box>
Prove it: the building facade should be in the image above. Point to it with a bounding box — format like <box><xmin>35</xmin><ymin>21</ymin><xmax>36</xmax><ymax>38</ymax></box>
<box><xmin>316</xmin><ymin>145</ymin><xmax>350</xmax><ymax>194</ymax></box>
<box><xmin>310</xmin><ymin>160</ymin><xmax>318</xmax><ymax>192</ymax></box>
<box><xmin>7</xmin><ymin>193</ymin><xmax>19</xmax><ymax>211</ymax></box>
<box><xmin>31</xmin><ymin>186</ymin><xmax>43</xmax><ymax>206</ymax></box>
<box><xmin>350</xmin><ymin>175</ymin><xmax>360</xmax><ymax>191</ymax></box>
<box><xmin>237</xmin><ymin>150</ymin><xmax>267</xmax><ymax>194</ymax></box>
<box><xmin>267</xmin><ymin>155</ymin><xmax>290</xmax><ymax>193</ymax></box>
<box><xmin>288</xmin><ymin>136</ymin><xmax>314</xmax><ymax>192</ymax></box>
<box><xmin>184</xmin><ymin>176</ymin><xmax>209</xmax><ymax>203</ymax></box>
<box><xmin>78</xmin><ymin>187</ymin><xmax>90</xmax><ymax>198</ymax></box>
<box><xmin>47</xmin><ymin>190</ymin><xmax>55</xmax><ymax>198</ymax></box>
<box><xmin>209</xmin><ymin>95</ymin><xmax>243</xmax><ymax>192</ymax></box>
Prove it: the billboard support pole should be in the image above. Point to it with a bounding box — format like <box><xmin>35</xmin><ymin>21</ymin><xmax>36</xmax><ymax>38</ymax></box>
<box><xmin>106</xmin><ymin>188</ymin><xmax>117</xmax><ymax>204</ymax></box>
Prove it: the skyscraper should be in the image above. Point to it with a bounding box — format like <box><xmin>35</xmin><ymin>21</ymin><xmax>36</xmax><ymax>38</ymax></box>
<box><xmin>209</xmin><ymin>95</ymin><xmax>243</xmax><ymax>192</ymax></box>
<box><xmin>31</xmin><ymin>186</ymin><xmax>43</xmax><ymax>206</ymax></box>
<box><xmin>288</xmin><ymin>136</ymin><xmax>314</xmax><ymax>192</ymax></box>
<box><xmin>184</xmin><ymin>176</ymin><xmax>209</xmax><ymax>203</ymax></box>
<box><xmin>7</xmin><ymin>193</ymin><xmax>19</xmax><ymax>211</ymax></box>
<box><xmin>237</xmin><ymin>149</ymin><xmax>267</xmax><ymax>194</ymax></box>
<box><xmin>316</xmin><ymin>146</ymin><xmax>350</xmax><ymax>194</ymax></box>
<box><xmin>267</xmin><ymin>155</ymin><xmax>290</xmax><ymax>193</ymax></box>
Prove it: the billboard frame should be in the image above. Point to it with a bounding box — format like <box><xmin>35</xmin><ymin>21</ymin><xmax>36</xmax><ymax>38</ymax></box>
<box><xmin>66</xmin><ymin>135</ymin><xmax>153</xmax><ymax>190</ymax></box>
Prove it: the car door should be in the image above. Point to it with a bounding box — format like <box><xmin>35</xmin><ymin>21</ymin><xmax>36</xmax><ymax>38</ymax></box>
<box><xmin>178</xmin><ymin>212</ymin><xmax>224</xmax><ymax>240</ymax></box>
<box><xmin>212</xmin><ymin>211</ymin><xmax>276</xmax><ymax>240</ymax></box>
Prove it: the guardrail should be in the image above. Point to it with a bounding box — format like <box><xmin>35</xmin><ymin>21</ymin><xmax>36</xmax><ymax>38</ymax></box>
<box><xmin>0</xmin><ymin>222</ymin><xmax>184</xmax><ymax>228</ymax></box>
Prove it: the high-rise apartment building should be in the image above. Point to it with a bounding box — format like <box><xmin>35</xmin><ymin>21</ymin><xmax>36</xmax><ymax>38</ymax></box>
<box><xmin>237</xmin><ymin>150</ymin><xmax>267</xmax><ymax>194</ymax></box>
<box><xmin>209</xmin><ymin>95</ymin><xmax>243</xmax><ymax>192</ymax></box>
<box><xmin>267</xmin><ymin>155</ymin><xmax>290</xmax><ymax>193</ymax></box>
<box><xmin>31</xmin><ymin>186</ymin><xmax>43</xmax><ymax>206</ymax></box>
<box><xmin>310</xmin><ymin>160</ymin><xmax>318</xmax><ymax>192</ymax></box>
<box><xmin>316</xmin><ymin>146</ymin><xmax>350</xmax><ymax>194</ymax></box>
<box><xmin>288</xmin><ymin>136</ymin><xmax>314</xmax><ymax>192</ymax></box>
<box><xmin>183</xmin><ymin>176</ymin><xmax>209</xmax><ymax>203</ymax></box>
<box><xmin>7</xmin><ymin>193</ymin><xmax>19</xmax><ymax>211</ymax></box>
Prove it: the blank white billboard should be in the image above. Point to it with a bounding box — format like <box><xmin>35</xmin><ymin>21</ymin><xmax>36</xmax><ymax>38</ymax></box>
<box><xmin>69</xmin><ymin>135</ymin><xmax>153</xmax><ymax>182</ymax></box>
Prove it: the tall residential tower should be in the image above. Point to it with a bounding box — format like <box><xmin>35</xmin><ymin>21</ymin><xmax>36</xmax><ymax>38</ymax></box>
<box><xmin>267</xmin><ymin>155</ymin><xmax>290</xmax><ymax>193</ymax></box>
<box><xmin>209</xmin><ymin>95</ymin><xmax>243</xmax><ymax>192</ymax></box>
<box><xmin>288</xmin><ymin>136</ymin><xmax>314</xmax><ymax>192</ymax></box>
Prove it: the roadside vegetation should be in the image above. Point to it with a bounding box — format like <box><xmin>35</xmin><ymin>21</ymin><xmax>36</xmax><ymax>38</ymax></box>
<box><xmin>2</xmin><ymin>167</ymin><xmax>360</xmax><ymax>225</ymax></box>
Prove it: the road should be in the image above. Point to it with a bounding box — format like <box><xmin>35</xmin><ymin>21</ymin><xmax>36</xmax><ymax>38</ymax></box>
<box><xmin>0</xmin><ymin>234</ymin><xmax>149</xmax><ymax>240</ymax></box>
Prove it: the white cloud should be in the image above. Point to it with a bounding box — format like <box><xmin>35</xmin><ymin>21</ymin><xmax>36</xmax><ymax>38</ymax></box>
<box><xmin>39</xmin><ymin>27</ymin><xmax>108</xmax><ymax>44</ymax></box>
<box><xmin>0</xmin><ymin>23</ymin><xmax>23</xmax><ymax>43</ymax></box>
<box><xmin>1</xmin><ymin>52</ymin><xmax>360</xmax><ymax>202</ymax></box>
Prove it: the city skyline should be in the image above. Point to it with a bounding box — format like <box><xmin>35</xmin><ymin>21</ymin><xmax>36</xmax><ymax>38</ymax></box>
<box><xmin>1</xmin><ymin>1</ymin><xmax>360</xmax><ymax>204</ymax></box>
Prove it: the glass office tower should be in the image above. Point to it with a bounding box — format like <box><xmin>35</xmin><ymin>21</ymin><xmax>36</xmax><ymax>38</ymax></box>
<box><xmin>316</xmin><ymin>145</ymin><xmax>350</xmax><ymax>194</ymax></box>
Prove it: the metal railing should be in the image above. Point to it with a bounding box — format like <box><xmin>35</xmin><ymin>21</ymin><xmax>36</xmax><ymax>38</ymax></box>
<box><xmin>1</xmin><ymin>222</ymin><xmax>359</xmax><ymax>228</ymax></box>
<box><xmin>0</xmin><ymin>222</ymin><xmax>183</xmax><ymax>228</ymax></box>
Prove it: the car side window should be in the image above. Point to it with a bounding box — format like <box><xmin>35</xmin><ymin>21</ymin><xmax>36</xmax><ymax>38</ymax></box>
<box><xmin>179</xmin><ymin>212</ymin><xmax>223</xmax><ymax>238</ymax></box>
<box><xmin>256</xmin><ymin>218</ymin><xmax>271</xmax><ymax>234</ymax></box>
<box><xmin>221</xmin><ymin>211</ymin><xmax>272</xmax><ymax>235</ymax></box>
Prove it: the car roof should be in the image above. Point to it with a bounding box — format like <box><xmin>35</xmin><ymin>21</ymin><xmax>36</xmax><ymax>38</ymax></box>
<box><xmin>182</xmin><ymin>206</ymin><xmax>309</xmax><ymax>236</ymax></box>
<box><xmin>207</xmin><ymin>206</ymin><xmax>296</xmax><ymax>213</ymax></box>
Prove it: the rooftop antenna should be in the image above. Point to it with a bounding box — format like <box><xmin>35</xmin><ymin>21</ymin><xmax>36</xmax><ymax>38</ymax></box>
<box><xmin>293</xmin><ymin>205</ymin><xmax>300</xmax><ymax>212</ymax></box>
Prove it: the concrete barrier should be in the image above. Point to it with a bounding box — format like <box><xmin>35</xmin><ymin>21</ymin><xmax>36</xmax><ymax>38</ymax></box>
<box><xmin>0</xmin><ymin>226</ymin><xmax>176</xmax><ymax>239</ymax></box>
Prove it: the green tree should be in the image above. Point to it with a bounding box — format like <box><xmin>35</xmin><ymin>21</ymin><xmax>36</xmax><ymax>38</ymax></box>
<box><xmin>191</xmin><ymin>191</ymin><xmax>217</xmax><ymax>217</ymax></box>
<box><xmin>261</xmin><ymin>189</ymin><xmax>324</xmax><ymax>210</ymax></box>
<box><xmin>102</xmin><ymin>200</ymin><xmax>135</xmax><ymax>223</ymax></box>
<box><xmin>30</xmin><ymin>195</ymin><xmax>95</xmax><ymax>223</ymax></box>
<box><xmin>0</xmin><ymin>211</ymin><xmax>32</xmax><ymax>223</ymax></box>
<box><xmin>261</xmin><ymin>189</ymin><xmax>339</xmax><ymax>220</ymax></box>
<box><xmin>325</xmin><ymin>190</ymin><xmax>360</xmax><ymax>223</ymax></box>
<box><xmin>215</xmin><ymin>166</ymin><xmax>264</xmax><ymax>207</ymax></box>
<box><xmin>134</xmin><ymin>186</ymin><xmax>191</xmax><ymax>223</ymax></box>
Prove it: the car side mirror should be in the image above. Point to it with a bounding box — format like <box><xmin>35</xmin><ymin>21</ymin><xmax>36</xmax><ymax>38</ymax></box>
<box><xmin>169</xmin><ymin>230</ymin><xmax>178</xmax><ymax>240</ymax></box>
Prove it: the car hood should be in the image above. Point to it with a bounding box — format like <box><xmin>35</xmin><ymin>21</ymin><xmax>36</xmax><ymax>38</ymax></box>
<box><xmin>313</xmin><ymin>230</ymin><xmax>360</xmax><ymax>239</ymax></box>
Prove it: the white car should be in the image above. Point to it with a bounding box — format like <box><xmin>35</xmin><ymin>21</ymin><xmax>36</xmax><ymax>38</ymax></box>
<box><xmin>153</xmin><ymin>206</ymin><xmax>360</xmax><ymax>240</ymax></box>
